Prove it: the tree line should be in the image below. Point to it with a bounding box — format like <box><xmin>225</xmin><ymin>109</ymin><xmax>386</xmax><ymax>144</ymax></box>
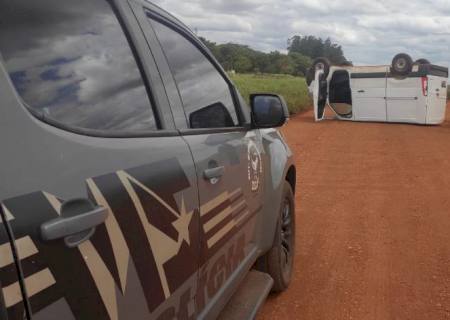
<box><xmin>200</xmin><ymin>35</ymin><xmax>349</xmax><ymax>76</ymax></box>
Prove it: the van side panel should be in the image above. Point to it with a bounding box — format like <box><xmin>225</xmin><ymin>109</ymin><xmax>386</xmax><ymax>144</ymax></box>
<box><xmin>386</xmin><ymin>77</ymin><xmax>425</xmax><ymax>123</ymax></box>
<box><xmin>351</xmin><ymin>77</ymin><xmax>387</xmax><ymax>122</ymax></box>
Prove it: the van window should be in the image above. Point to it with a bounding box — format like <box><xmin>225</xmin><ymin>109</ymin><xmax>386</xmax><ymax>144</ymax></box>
<box><xmin>0</xmin><ymin>0</ymin><xmax>157</xmax><ymax>132</ymax></box>
<box><xmin>149</xmin><ymin>17</ymin><xmax>239</xmax><ymax>129</ymax></box>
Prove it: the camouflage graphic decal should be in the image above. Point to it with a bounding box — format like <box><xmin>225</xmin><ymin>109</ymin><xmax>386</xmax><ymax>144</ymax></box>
<box><xmin>247</xmin><ymin>140</ymin><xmax>263</xmax><ymax>192</ymax></box>
<box><xmin>0</xmin><ymin>158</ymin><xmax>258</xmax><ymax>319</ymax></box>
<box><xmin>0</xmin><ymin>203</ymin><xmax>29</xmax><ymax>319</ymax></box>
<box><xmin>1</xmin><ymin>192</ymin><xmax>109</xmax><ymax>319</ymax></box>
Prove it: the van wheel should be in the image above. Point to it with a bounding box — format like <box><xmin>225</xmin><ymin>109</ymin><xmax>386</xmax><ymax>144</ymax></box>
<box><xmin>391</xmin><ymin>53</ymin><xmax>413</xmax><ymax>76</ymax></box>
<box><xmin>414</xmin><ymin>58</ymin><xmax>431</xmax><ymax>65</ymax></box>
<box><xmin>306</xmin><ymin>68</ymin><xmax>314</xmax><ymax>86</ymax></box>
<box><xmin>261</xmin><ymin>182</ymin><xmax>295</xmax><ymax>292</ymax></box>
<box><xmin>312</xmin><ymin>57</ymin><xmax>331</xmax><ymax>78</ymax></box>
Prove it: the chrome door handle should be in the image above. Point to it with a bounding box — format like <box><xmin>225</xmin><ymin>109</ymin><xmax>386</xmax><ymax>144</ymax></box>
<box><xmin>41</xmin><ymin>198</ymin><xmax>108</xmax><ymax>247</ymax></box>
<box><xmin>203</xmin><ymin>166</ymin><xmax>225</xmax><ymax>183</ymax></box>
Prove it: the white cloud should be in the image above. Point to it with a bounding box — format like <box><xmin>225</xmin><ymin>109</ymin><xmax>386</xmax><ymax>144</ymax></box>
<box><xmin>152</xmin><ymin>0</ymin><xmax>450</xmax><ymax>67</ymax></box>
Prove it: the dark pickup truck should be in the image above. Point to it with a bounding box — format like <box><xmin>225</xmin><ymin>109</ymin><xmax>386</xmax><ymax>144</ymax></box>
<box><xmin>0</xmin><ymin>0</ymin><xmax>297</xmax><ymax>319</ymax></box>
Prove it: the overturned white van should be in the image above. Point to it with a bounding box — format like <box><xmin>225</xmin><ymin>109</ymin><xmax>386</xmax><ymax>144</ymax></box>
<box><xmin>307</xmin><ymin>54</ymin><xmax>448</xmax><ymax>125</ymax></box>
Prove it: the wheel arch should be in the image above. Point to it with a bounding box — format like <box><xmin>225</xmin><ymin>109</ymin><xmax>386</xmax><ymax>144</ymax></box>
<box><xmin>285</xmin><ymin>165</ymin><xmax>296</xmax><ymax>194</ymax></box>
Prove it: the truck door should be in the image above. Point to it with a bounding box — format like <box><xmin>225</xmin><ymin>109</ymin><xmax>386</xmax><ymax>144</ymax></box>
<box><xmin>386</xmin><ymin>76</ymin><xmax>423</xmax><ymax>123</ymax></box>
<box><xmin>351</xmin><ymin>68</ymin><xmax>388</xmax><ymax>122</ymax></box>
<box><xmin>141</xmin><ymin>10</ymin><xmax>265</xmax><ymax>319</ymax></box>
<box><xmin>313</xmin><ymin>70</ymin><xmax>328</xmax><ymax>121</ymax></box>
<box><xmin>0</xmin><ymin>0</ymin><xmax>201</xmax><ymax>319</ymax></box>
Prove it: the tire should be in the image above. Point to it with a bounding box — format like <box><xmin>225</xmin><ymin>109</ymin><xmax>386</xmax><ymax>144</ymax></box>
<box><xmin>414</xmin><ymin>58</ymin><xmax>431</xmax><ymax>65</ymax></box>
<box><xmin>391</xmin><ymin>53</ymin><xmax>413</xmax><ymax>76</ymax></box>
<box><xmin>312</xmin><ymin>57</ymin><xmax>331</xmax><ymax>79</ymax></box>
<box><xmin>306</xmin><ymin>67</ymin><xmax>314</xmax><ymax>86</ymax></box>
<box><xmin>261</xmin><ymin>181</ymin><xmax>296</xmax><ymax>292</ymax></box>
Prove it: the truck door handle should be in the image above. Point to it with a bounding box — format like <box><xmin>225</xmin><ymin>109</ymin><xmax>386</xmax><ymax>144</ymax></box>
<box><xmin>358</xmin><ymin>90</ymin><xmax>365</xmax><ymax>93</ymax></box>
<box><xmin>41</xmin><ymin>198</ymin><xmax>109</xmax><ymax>248</ymax></box>
<box><xmin>204</xmin><ymin>166</ymin><xmax>225</xmax><ymax>182</ymax></box>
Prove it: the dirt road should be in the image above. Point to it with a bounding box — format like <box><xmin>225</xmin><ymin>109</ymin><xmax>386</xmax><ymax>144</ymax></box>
<box><xmin>258</xmin><ymin>105</ymin><xmax>450</xmax><ymax>320</ymax></box>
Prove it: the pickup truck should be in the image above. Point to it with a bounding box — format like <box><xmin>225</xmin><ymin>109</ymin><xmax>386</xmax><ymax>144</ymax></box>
<box><xmin>0</xmin><ymin>0</ymin><xmax>297</xmax><ymax>319</ymax></box>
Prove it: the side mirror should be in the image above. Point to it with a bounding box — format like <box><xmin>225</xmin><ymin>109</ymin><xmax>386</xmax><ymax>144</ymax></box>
<box><xmin>250</xmin><ymin>94</ymin><xmax>289</xmax><ymax>128</ymax></box>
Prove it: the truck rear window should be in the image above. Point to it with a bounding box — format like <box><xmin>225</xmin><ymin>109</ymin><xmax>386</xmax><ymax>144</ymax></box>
<box><xmin>0</xmin><ymin>0</ymin><xmax>157</xmax><ymax>133</ymax></box>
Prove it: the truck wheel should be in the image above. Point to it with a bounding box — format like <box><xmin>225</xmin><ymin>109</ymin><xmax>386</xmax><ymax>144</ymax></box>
<box><xmin>263</xmin><ymin>181</ymin><xmax>296</xmax><ymax>292</ymax></box>
<box><xmin>414</xmin><ymin>58</ymin><xmax>431</xmax><ymax>65</ymax></box>
<box><xmin>391</xmin><ymin>53</ymin><xmax>413</xmax><ymax>76</ymax></box>
<box><xmin>312</xmin><ymin>57</ymin><xmax>331</xmax><ymax>78</ymax></box>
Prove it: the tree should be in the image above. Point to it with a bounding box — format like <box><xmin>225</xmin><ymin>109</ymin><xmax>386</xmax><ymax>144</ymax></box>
<box><xmin>199</xmin><ymin>37</ymin><xmax>221</xmax><ymax>60</ymax></box>
<box><xmin>234</xmin><ymin>55</ymin><xmax>253</xmax><ymax>73</ymax></box>
<box><xmin>288</xmin><ymin>35</ymin><xmax>347</xmax><ymax>64</ymax></box>
<box><xmin>288</xmin><ymin>52</ymin><xmax>312</xmax><ymax>76</ymax></box>
<box><xmin>198</xmin><ymin>35</ymin><xmax>347</xmax><ymax>76</ymax></box>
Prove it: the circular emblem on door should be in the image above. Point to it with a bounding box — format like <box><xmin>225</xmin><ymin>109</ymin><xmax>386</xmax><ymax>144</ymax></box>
<box><xmin>247</xmin><ymin>140</ymin><xmax>263</xmax><ymax>192</ymax></box>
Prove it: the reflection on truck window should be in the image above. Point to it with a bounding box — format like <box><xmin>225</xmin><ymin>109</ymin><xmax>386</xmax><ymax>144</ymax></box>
<box><xmin>0</xmin><ymin>0</ymin><xmax>156</xmax><ymax>132</ymax></box>
<box><xmin>149</xmin><ymin>17</ymin><xmax>239</xmax><ymax>129</ymax></box>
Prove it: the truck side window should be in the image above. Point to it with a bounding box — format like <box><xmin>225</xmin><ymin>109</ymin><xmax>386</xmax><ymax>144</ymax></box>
<box><xmin>0</xmin><ymin>0</ymin><xmax>157</xmax><ymax>133</ymax></box>
<box><xmin>149</xmin><ymin>17</ymin><xmax>239</xmax><ymax>129</ymax></box>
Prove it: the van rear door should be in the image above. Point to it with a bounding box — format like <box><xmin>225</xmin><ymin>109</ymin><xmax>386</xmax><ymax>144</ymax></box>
<box><xmin>426</xmin><ymin>77</ymin><xmax>447</xmax><ymax>124</ymax></box>
<box><xmin>313</xmin><ymin>70</ymin><xmax>328</xmax><ymax>121</ymax></box>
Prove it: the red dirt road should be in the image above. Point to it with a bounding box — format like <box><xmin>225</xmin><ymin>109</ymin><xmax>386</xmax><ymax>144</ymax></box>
<box><xmin>258</xmin><ymin>104</ymin><xmax>450</xmax><ymax>320</ymax></box>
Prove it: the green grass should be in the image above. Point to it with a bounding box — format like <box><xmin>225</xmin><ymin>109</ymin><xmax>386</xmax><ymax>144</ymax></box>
<box><xmin>229</xmin><ymin>73</ymin><xmax>312</xmax><ymax>114</ymax></box>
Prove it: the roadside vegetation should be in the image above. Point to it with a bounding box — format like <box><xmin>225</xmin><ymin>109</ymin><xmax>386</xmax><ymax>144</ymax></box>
<box><xmin>201</xmin><ymin>35</ymin><xmax>348</xmax><ymax>77</ymax></box>
<box><xmin>200</xmin><ymin>35</ymin><xmax>348</xmax><ymax>114</ymax></box>
<box><xmin>230</xmin><ymin>73</ymin><xmax>312</xmax><ymax>114</ymax></box>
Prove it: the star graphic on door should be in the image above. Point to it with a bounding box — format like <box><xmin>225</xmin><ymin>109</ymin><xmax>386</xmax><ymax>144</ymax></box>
<box><xmin>172</xmin><ymin>197</ymin><xmax>193</xmax><ymax>246</ymax></box>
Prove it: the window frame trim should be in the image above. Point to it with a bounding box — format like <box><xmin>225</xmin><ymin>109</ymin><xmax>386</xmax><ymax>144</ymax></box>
<box><xmin>144</xmin><ymin>9</ymin><xmax>249</xmax><ymax>134</ymax></box>
<box><xmin>25</xmin><ymin>106</ymin><xmax>179</xmax><ymax>138</ymax></box>
<box><xmin>178</xmin><ymin>127</ymin><xmax>249</xmax><ymax>136</ymax></box>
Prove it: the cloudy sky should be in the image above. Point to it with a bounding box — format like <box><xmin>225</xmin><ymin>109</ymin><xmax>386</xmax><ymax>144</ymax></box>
<box><xmin>152</xmin><ymin>0</ymin><xmax>450</xmax><ymax>67</ymax></box>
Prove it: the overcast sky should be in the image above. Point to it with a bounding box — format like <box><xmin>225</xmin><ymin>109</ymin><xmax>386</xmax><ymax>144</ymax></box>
<box><xmin>151</xmin><ymin>0</ymin><xmax>450</xmax><ymax>67</ymax></box>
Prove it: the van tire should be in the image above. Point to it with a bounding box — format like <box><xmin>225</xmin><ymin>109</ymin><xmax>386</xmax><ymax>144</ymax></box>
<box><xmin>391</xmin><ymin>53</ymin><xmax>413</xmax><ymax>76</ymax></box>
<box><xmin>312</xmin><ymin>57</ymin><xmax>331</xmax><ymax>79</ymax></box>
<box><xmin>306</xmin><ymin>68</ymin><xmax>315</xmax><ymax>86</ymax></box>
<box><xmin>261</xmin><ymin>182</ymin><xmax>296</xmax><ymax>292</ymax></box>
<box><xmin>414</xmin><ymin>58</ymin><xmax>431</xmax><ymax>65</ymax></box>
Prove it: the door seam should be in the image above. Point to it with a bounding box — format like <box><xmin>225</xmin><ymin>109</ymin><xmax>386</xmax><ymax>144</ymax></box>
<box><xmin>0</xmin><ymin>205</ymin><xmax>32</xmax><ymax>319</ymax></box>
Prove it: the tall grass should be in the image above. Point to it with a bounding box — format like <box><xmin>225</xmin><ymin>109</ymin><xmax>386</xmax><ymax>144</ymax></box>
<box><xmin>229</xmin><ymin>73</ymin><xmax>312</xmax><ymax>114</ymax></box>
